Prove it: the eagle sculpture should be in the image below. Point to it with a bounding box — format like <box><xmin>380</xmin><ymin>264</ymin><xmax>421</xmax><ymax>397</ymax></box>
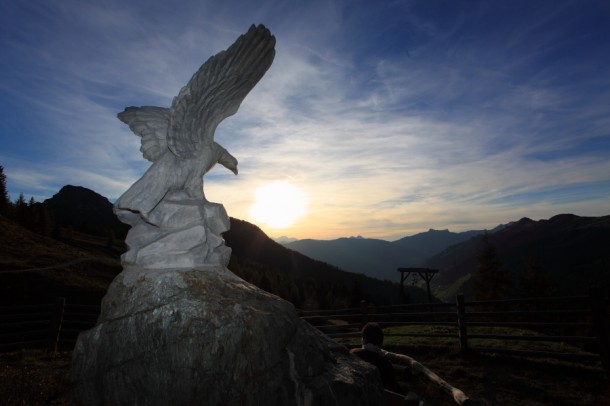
<box><xmin>115</xmin><ymin>25</ymin><xmax>275</xmax><ymax>228</ymax></box>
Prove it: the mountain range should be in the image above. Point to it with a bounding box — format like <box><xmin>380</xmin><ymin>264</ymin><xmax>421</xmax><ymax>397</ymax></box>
<box><xmin>2</xmin><ymin>185</ymin><xmax>430</xmax><ymax>307</ymax></box>
<box><xmin>224</xmin><ymin>219</ymin><xmax>429</xmax><ymax>307</ymax></box>
<box><xmin>284</xmin><ymin>228</ymin><xmax>485</xmax><ymax>282</ymax></box>
<box><xmin>41</xmin><ymin>185</ymin><xmax>129</xmax><ymax>239</ymax></box>
<box><xmin>285</xmin><ymin>214</ymin><xmax>610</xmax><ymax>300</ymax></box>
<box><xmin>4</xmin><ymin>184</ymin><xmax>608</xmax><ymax>305</ymax></box>
<box><xmin>426</xmin><ymin>214</ymin><xmax>610</xmax><ymax>299</ymax></box>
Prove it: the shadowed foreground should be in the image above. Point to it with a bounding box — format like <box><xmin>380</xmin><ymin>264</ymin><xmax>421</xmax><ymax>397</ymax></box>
<box><xmin>1</xmin><ymin>347</ymin><xmax>609</xmax><ymax>405</ymax></box>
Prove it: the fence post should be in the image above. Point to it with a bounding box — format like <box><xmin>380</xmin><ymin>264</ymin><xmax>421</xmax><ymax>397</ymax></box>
<box><xmin>456</xmin><ymin>293</ymin><xmax>468</xmax><ymax>354</ymax></box>
<box><xmin>360</xmin><ymin>300</ymin><xmax>369</xmax><ymax>329</ymax></box>
<box><xmin>48</xmin><ymin>297</ymin><xmax>65</xmax><ymax>352</ymax></box>
<box><xmin>592</xmin><ymin>293</ymin><xmax>609</xmax><ymax>371</ymax></box>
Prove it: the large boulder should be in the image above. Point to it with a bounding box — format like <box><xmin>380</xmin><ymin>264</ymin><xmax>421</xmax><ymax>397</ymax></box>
<box><xmin>71</xmin><ymin>267</ymin><xmax>385</xmax><ymax>405</ymax></box>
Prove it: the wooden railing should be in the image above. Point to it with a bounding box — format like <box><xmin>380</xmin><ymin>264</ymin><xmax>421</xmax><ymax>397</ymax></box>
<box><xmin>0</xmin><ymin>298</ymin><xmax>100</xmax><ymax>352</ymax></box>
<box><xmin>299</xmin><ymin>294</ymin><xmax>610</xmax><ymax>370</ymax></box>
<box><xmin>384</xmin><ymin>350</ymin><xmax>475</xmax><ymax>406</ymax></box>
<box><xmin>2</xmin><ymin>293</ymin><xmax>608</xmax><ymax>371</ymax></box>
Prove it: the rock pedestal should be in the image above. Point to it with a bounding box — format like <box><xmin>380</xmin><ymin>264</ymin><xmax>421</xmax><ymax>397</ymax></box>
<box><xmin>72</xmin><ymin>25</ymin><xmax>386</xmax><ymax>406</ymax></box>
<box><xmin>71</xmin><ymin>267</ymin><xmax>384</xmax><ymax>405</ymax></box>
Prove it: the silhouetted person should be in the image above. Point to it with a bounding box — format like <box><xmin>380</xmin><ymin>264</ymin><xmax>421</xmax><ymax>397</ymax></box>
<box><xmin>350</xmin><ymin>322</ymin><xmax>405</xmax><ymax>395</ymax></box>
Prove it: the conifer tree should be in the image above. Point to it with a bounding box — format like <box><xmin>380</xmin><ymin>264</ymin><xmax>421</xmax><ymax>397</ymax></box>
<box><xmin>349</xmin><ymin>279</ymin><xmax>363</xmax><ymax>307</ymax></box>
<box><xmin>14</xmin><ymin>193</ymin><xmax>26</xmax><ymax>206</ymax></box>
<box><xmin>519</xmin><ymin>255</ymin><xmax>554</xmax><ymax>297</ymax></box>
<box><xmin>0</xmin><ymin>165</ymin><xmax>10</xmax><ymax>216</ymax></box>
<box><xmin>37</xmin><ymin>205</ymin><xmax>54</xmax><ymax>236</ymax></box>
<box><xmin>14</xmin><ymin>193</ymin><xmax>28</xmax><ymax>226</ymax></box>
<box><xmin>472</xmin><ymin>234</ymin><xmax>512</xmax><ymax>300</ymax></box>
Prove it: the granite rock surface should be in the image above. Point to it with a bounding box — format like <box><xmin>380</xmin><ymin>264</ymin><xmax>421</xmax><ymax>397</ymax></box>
<box><xmin>71</xmin><ymin>268</ymin><xmax>385</xmax><ymax>405</ymax></box>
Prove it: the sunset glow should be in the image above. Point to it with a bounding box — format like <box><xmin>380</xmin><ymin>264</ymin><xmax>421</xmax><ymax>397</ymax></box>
<box><xmin>2</xmin><ymin>1</ymin><xmax>609</xmax><ymax>240</ymax></box>
<box><xmin>249</xmin><ymin>182</ymin><xmax>307</xmax><ymax>229</ymax></box>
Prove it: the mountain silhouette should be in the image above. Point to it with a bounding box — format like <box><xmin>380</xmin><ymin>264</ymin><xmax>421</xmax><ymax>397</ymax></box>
<box><xmin>426</xmin><ymin>214</ymin><xmax>610</xmax><ymax>298</ymax></box>
<box><xmin>393</xmin><ymin>228</ymin><xmax>484</xmax><ymax>258</ymax></box>
<box><xmin>10</xmin><ymin>184</ymin><xmax>608</xmax><ymax>304</ymax></box>
<box><xmin>284</xmin><ymin>215</ymin><xmax>610</xmax><ymax>300</ymax></box>
<box><xmin>5</xmin><ymin>185</ymin><xmax>427</xmax><ymax>307</ymax></box>
<box><xmin>284</xmin><ymin>229</ymin><xmax>484</xmax><ymax>281</ymax></box>
<box><xmin>42</xmin><ymin>185</ymin><xmax>129</xmax><ymax>239</ymax></box>
<box><xmin>224</xmin><ymin>218</ymin><xmax>426</xmax><ymax>306</ymax></box>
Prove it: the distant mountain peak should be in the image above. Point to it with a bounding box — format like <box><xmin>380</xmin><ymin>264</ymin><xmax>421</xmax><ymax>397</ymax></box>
<box><xmin>426</xmin><ymin>213</ymin><xmax>610</xmax><ymax>297</ymax></box>
<box><xmin>42</xmin><ymin>184</ymin><xmax>128</xmax><ymax>238</ymax></box>
<box><xmin>274</xmin><ymin>236</ymin><xmax>298</xmax><ymax>244</ymax></box>
<box><xmin>48</xmin><ymin>185</ymin><xmax>112</xmax><ymax>206</ymax></box>
<box><xmin>548</xmin><ymin>213</ymin><xmax>579</xmax><ymax>222</ymax></box>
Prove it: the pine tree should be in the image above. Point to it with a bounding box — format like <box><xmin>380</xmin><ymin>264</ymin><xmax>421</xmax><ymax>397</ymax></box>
<box><xmin>14</xmin><ymin>193</ymin><xmax>26</xmax><ymax>206</ymax></box>
<box><xmin>472</xmin><ymin>234</ymin><xmax>512</xmax><ymax>300</ymax></box>
<box><xmin>349</xmin><ymin>279</ymin><xmax>363</xmax><ymax>307</ymax></box>
<box><xmin>259</xmin><ymin>274</ymin><xmax>272</xmax><ymax>292</ymax></box>
<box><xmin>519</xmin><ymin>255</ymin><xmax>554</xmax><ymax>297</ymax></box>
<box><xmin>37</xmin><ymin>205</ymin><xmax>54</xmax><ymax>236</ymax></box>
<box><xmin>14</xmin><ymin>193</ymin><xmax>28</xmax><ymax>226</ymax></box>
<box><xmin>0</xmin><ymin>165</ymin><xmax>10</xmax><ymax>216</ymax></box>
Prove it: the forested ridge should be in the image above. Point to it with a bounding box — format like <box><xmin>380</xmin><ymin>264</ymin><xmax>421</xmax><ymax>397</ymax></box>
<box><xmin>2</xmin><ymin>165</ymin><xmax>608</xmax><ymax>308</ymax></box>
<box><xmin>1</xmin><ymin>168</ymin><xmax>413</xmax><ymax>308</ymax></box>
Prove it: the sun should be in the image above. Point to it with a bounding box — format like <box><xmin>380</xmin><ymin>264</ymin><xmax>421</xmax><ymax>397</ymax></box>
<box><xmin>249</xmin><ymin>182</ymin><xmax>307</xmax><ymax>229</ymax></box>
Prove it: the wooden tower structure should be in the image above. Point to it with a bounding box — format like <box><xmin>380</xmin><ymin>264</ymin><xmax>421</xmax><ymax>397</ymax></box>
<box><xmin>397</xmin><ymin>267</ymin><xmax>439</xmax><ymax>303</ymax></box>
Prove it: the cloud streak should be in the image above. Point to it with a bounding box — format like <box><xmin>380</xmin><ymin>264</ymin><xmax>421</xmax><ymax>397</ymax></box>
<box><xmin>1</xmin><ymin>0</ymin><xmax>609</xmax><ymax>240</ymax></box>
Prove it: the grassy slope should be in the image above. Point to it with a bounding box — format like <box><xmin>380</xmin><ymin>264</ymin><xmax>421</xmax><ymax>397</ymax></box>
<box><xmin>0</xmin><ymin>216</ymin><xmax>122</xmax><ymax>304</ymax></box>
<box><xmin>1</xmin><ymin>215</ymin><xmax>609</xmax><ymax>404</ymax></box>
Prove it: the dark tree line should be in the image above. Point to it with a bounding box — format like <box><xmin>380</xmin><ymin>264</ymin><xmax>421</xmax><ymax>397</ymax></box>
<box><xmin>472</xmin><ymin>234</ymin><xmax>554</xmax><ymax>300</ymax></box>
<box><xmin>222</xmin><ymin>218</ymin><xmax>402</xmax><ymax>311</ymax></box>
<box><xmin>2</xmin><ymin>165</ymin><xmax>368</xmax><ymax>310</ymax></box>
<box><xmin>228</xmin><ymin>255</ymin><xmax>366</xmax><ymax>310</ymax></box>
<box><xmin>0</xmin><ymin>165</ymin><xmax>10</xmax><ymax>217</ymax></box>
<box><xmin>0</xmin><ymin>165</ymin><xmax>57</xmax><ymax>238</ymax></box>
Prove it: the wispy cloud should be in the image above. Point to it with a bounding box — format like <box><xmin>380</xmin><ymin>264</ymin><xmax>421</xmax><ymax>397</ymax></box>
<box><xmin>1</xmin><ymin>0</ymin><xmax>609</xmax><ymax>240</ymax></box>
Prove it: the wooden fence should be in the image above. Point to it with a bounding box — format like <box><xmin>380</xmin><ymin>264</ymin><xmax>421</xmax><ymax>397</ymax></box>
<box><xmin>2</xmin><ymin>294</ymin><xmax>608</xmax><ymax>371</ymax></box>
<box><xmin>0</xmin><ymin>298</ymin><xmax>100</xmax><ymax>352</ymax></box>
<box><xmin>299</xmin><ymin>294</ymin><xmax>610</xmax><ymax>370</ymax></box>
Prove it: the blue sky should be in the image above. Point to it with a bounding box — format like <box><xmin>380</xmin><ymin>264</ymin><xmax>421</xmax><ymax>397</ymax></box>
<box><xmin>1</xmin><ymin>0</ymin><xmax>609</xmax><ymax>240</ymax></box>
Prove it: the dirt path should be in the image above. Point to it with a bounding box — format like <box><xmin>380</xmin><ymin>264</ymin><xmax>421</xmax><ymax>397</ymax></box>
<box><xmin>0</xmin><ymin>258</ymin><xmax>99</xmax><ymax>274</ymax></box>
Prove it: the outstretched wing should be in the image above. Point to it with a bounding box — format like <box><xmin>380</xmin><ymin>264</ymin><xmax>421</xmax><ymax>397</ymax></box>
<box><xmin>168</xmin><ymin>24</ymin><xmax>276</xmax><ymax>159</ymax></box>
<box><xmin>118</xmin><ymin>106</ymin><xmax>170</xmax><ymax>162</ymax></box>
